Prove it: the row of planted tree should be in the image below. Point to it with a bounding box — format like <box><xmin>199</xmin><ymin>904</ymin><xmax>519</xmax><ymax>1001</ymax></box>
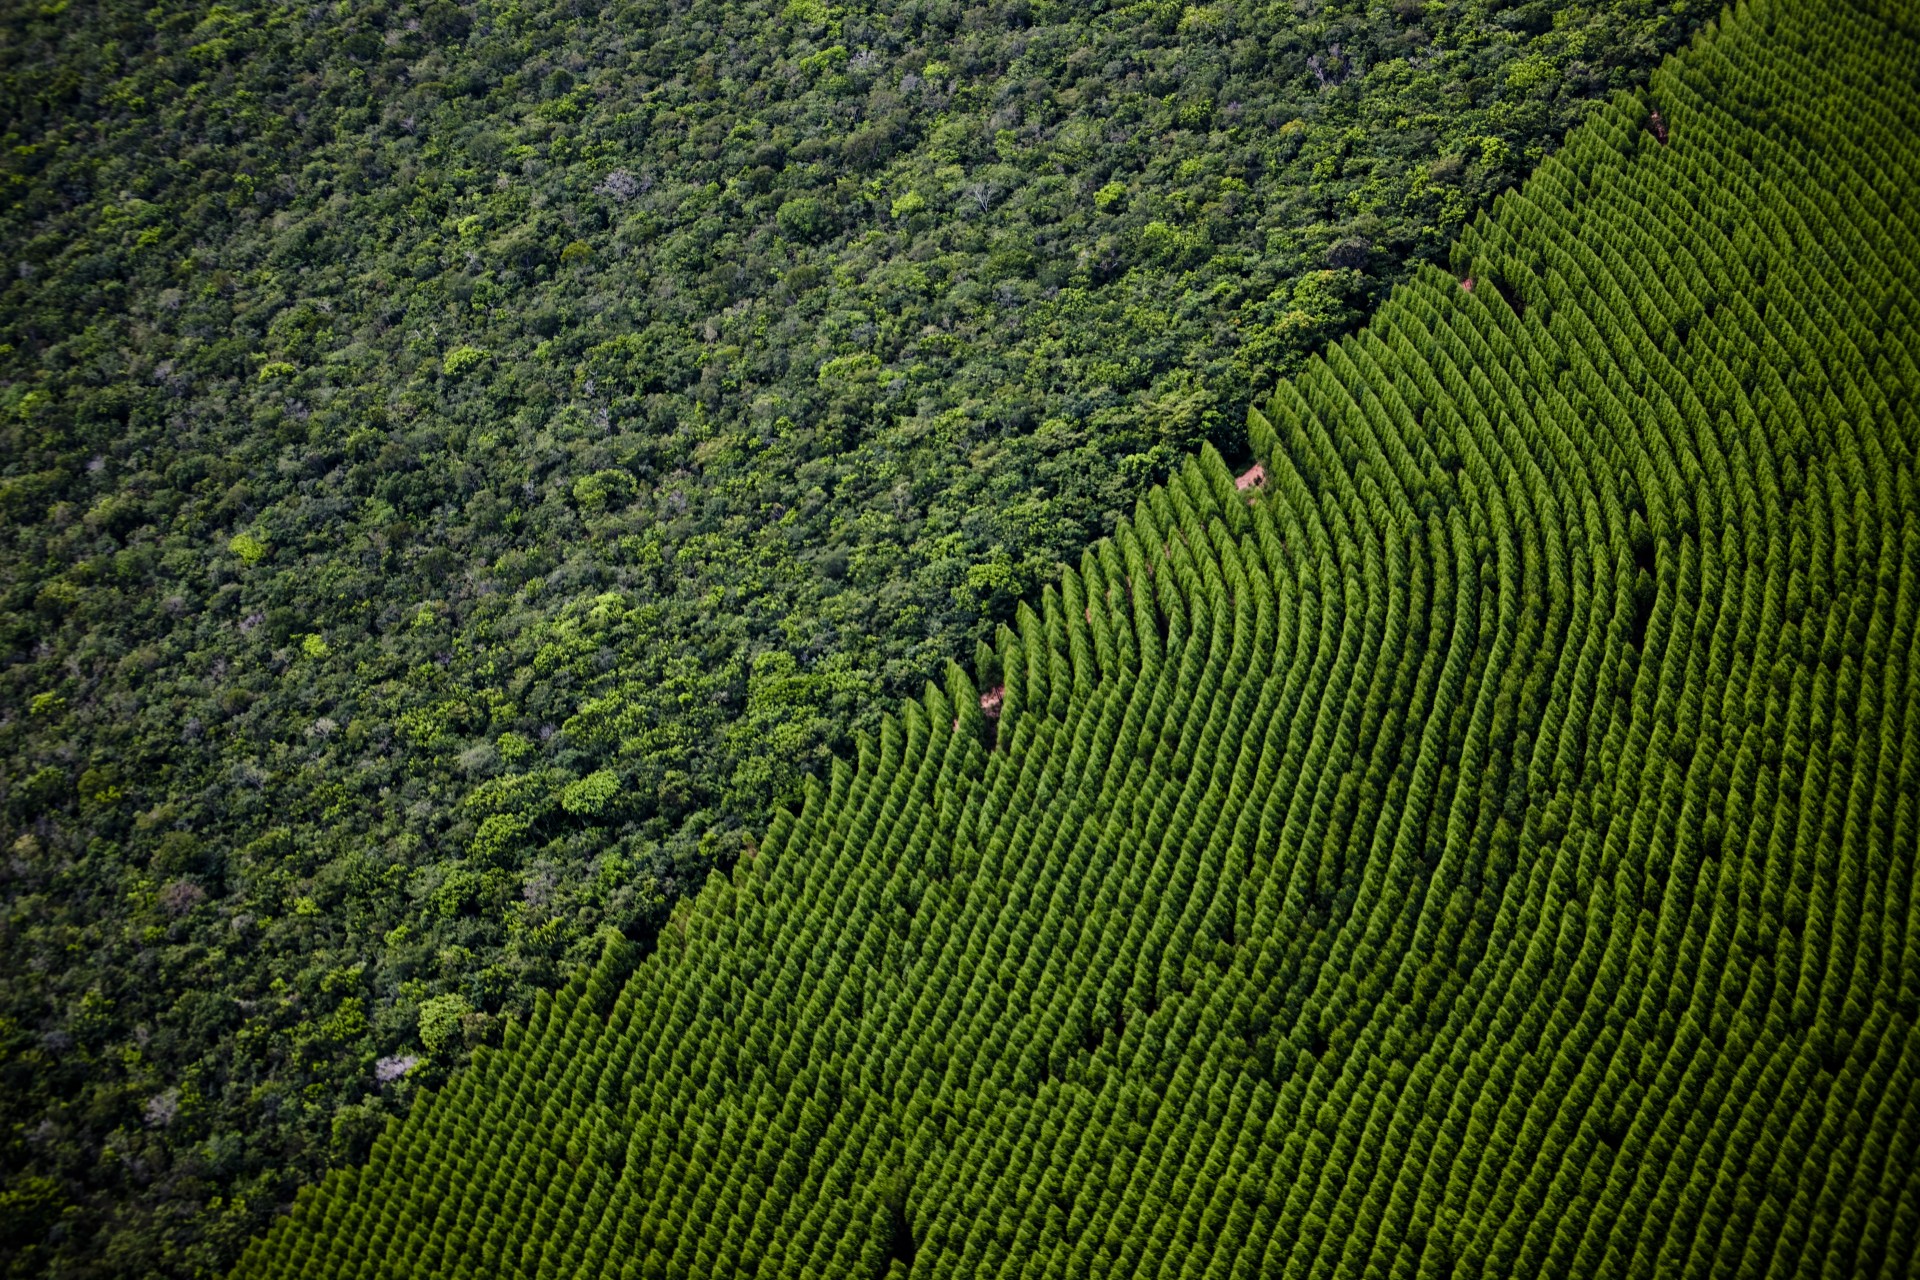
<box><xmin>233</xmin><ymin>0</ymin><xmax>1920</xmax><ymax>1275</ymax></box>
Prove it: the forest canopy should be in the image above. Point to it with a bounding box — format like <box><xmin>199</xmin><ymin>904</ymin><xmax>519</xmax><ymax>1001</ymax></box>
<box><xmin>0</xmin><ymin>0</ymin><xmax>1699</xmax><ymax>1274</ymax></box>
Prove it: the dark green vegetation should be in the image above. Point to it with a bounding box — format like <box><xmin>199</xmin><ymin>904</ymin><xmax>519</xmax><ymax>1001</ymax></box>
<box><xmin>0</xmin><ymin>0</ymin><xmax>1709</xmax><ymax>1274</ymax></box>
<box><xmin>229</xmin><ymin>0</ymin><xmax>1920</xmax><ymax>1274</ymax></box>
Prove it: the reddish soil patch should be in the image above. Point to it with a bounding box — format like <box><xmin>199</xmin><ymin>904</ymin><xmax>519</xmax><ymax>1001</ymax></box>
<box><xmin>1648</xmin><ymin>108</ymin><xmax>1669</xmax><ymax>145</ymax></box>
<box><xmin>1236</xmin><ymin>463</ymin><xmax>1267</xmax><ymax>491</ymax></box>
<box><xmin>979</xmin><ymin>685</ymin><xmax>1005</xmax><ymax>719</ymax></box>
<box><xmin>1460</xmin><ymin>276</ymin><xmax>1475</xmax><ymax>291</ymax></box>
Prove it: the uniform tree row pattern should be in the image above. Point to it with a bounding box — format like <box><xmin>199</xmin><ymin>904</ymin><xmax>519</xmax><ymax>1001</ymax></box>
<box><xmin>231</xmin><ymin>0</ymin><xmax>1920</xmax><ymax>1275</ymax></box>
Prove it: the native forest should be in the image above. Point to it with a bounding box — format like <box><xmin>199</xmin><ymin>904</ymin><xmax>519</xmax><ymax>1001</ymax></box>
<box><xmin>1</xmin><ymin>0</ymin><xmax>1916</xmax><ymax>1275</ymax></box>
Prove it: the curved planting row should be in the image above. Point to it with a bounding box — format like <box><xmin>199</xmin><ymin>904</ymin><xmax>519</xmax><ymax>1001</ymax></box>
<box><xmin>233</xmin><ymin>0</ymin><xmax>1920</xmax><ymax>1275</ymax></box>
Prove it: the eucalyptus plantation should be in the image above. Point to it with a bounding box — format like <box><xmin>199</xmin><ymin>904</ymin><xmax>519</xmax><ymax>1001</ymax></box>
<box><xmin>232</xmin><ymin>0</ymin><xmax>1920</xmax><ymax>1274</ymax></box>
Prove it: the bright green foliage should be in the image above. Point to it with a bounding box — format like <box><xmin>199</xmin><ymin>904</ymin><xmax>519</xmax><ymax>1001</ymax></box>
<box><xmin>415</xmin><ymin>996</ymin><xmax>471</xmax><ymax>1057</ymax></box>
<box><xmin>232</xmin><ymin>0</ymin><xmax>1913</xmax><ymax>1273</ymax></box>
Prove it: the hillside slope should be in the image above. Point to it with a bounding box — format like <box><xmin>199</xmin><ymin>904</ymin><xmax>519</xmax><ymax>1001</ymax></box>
<box><xmin>239</xmin><ymin>0</ymin><xmax>1919</xmax><ymax>1273</ymax></box>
